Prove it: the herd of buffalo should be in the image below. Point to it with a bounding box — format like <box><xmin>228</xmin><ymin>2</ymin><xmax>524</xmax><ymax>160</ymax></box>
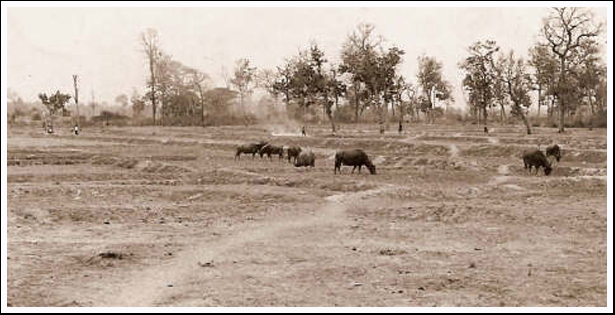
<box><xmin>235</xmin><ymin>140</ymin><xmax>562</xmax><ymax>176</ymax></box>
<box><xmin>235</xmin><ymin>140</ymin><xmax>375</xmax><ymax>174</ymax></box>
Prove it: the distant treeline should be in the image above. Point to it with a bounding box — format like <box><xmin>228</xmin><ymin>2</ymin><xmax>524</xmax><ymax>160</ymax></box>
<box><xmin>7</xmin><ymin>8</ymin><xmax>606</xmax><ymax>133</ymax></box>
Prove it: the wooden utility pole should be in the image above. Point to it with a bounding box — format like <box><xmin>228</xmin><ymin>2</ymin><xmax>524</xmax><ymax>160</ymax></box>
<box><xmin>73</xmin><ymin>75</ymin><xmax>80</xmax><ymax>128</ymax></box>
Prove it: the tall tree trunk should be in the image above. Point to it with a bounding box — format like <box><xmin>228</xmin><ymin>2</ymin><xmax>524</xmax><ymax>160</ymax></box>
<box><xmin>149</xmin><ymin>57</ymin><xmax>156</xmax><ymax>126</ymax></box>
<box><xmin>500</xmin><ymin>103</ymin><xmax>506</xmax><ymax>123</ymax></box>
<box><xmin>384</xmin><ymin>97</ymin><xmax>389</xmax><ymax>130</ymax></box>
<box><xmin>391</xmin><ymin>99</ymin><xmax>395</xmax><ymax>119</ymax></box>
<box><xmin>375</xmin><ymin>93</ymin><xmax>384</xmax><ymax>134</ymax></box>
<box><xmin>588</xmin><ymin>88</ymin><xmax>595</xmax><ymax>115</ymax></box>
<box><xmin>558</xmin><ymin>59</ymin><xmax>566</xmax><ymax>133</ymax></box>
<box><xmin>537</xmin><ymin>85</ymin><xmax>542</xmax><ymax>118</ymax></box>
<box><xmin>588</xmin><ymin>88</ymin><xmax>594</xmax><ymax>130</ymax></box>
<box><xmin>196</xmin><ymin>84</ymin><xmax>204</xmax><ymax>127</ymax></box>
<box><xmin>475</xmin><ymin>105</ymin><xmax>480</xmax><ymax>125</ymax></box>
<box><xmin>284</xmin><ymin>90</ymin><xmax>290</xmax><ymax>111</ymax></box>
<box><xmin>399</xmin><ymin>98</ymin><xmax>404</xmax><ymax>129</ymax></box>
<box><xmin>354</xmin><ymin>84</ymin><xmax>360</xmax><ymax>123</ymax></box>
<box><xmin>429</xmin><ymin>95</ymin><xmax>434</xmax><ymax>124</ymax></box>
<box><xmin>520</xmin><ymin>110</ymin><xmax>532</xmax><ymax>135</ymax></box>
<box><xmin>328</xmin><ymin>105</ymin><xmax>336</xmax><ymax>134</ymax></box>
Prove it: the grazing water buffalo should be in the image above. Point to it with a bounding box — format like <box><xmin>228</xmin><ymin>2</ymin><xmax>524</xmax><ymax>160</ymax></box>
<box><xmin>334</xmin><ymin>149</ymin><xmax>376</xmax><ymax>175</ymax></box>
<box><xmin>287</xmin><ymin>146</ymin><xmax>302</xmax><ymax>163</ymax></box>
<box><xmin>546</xmin><ymin>144</ymin><xmax>562</xmax><ymax>162</ymax></box>
<box><xmin>235</xmin><ymin>141</ymin><xmax>268</xmax><ymax>160</ymax></box>
<box><xmin>523</xmin><ymin>150</ymin><xmax>552</xmax><ymax>175</ymax></box>
<box><xmin>294</xmin><ymin>151</ymin><xmax>315</xmax><ymax>167</ymax></box>
<box><xmin>259</xmin><ymin>144</ymin><xmax>284</xmax><ymax>160</ymax></box>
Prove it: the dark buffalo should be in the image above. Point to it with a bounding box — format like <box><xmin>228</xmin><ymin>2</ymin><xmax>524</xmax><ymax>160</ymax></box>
<box><xmin>287</xmin><ymin>146</ymin><xmax>302</xmax><ymax>163</ymax></box>
<box><xmin>523</xmin><ymin>150</ymin><xmax>552</xmax><ymax>176</ymax></box>
<box><xmin>294</xmin><ymin>151</ymin><xmax>315</xmax><ymax>167</ymax></box>
<box><xmin>545</xmin><ymin>144</ymin><xmax>561</xmax><ymax>162</ymax></box>
<box><xmin>259</xmin><ymin>144</ymin><xmax>284</xmax><ymax>160</ymax></box>
<box><xmin>235</xmin><ymin>141</ymin><xmax>268</xmax><ymax>160</ymax></box>
<box><xmin>334</xmin><ymin>149</ymin><xmax>376</xmax><ymax>175</ymax></box>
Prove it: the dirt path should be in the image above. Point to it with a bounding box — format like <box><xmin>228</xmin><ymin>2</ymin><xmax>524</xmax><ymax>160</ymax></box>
<box><xmin>91</xmin><ymin>185</ymin><xmax>397</xmax><ymax>306</ymax></box>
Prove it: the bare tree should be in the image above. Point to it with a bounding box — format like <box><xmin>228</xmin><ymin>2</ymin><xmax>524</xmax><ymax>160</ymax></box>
<box><xmin>220</xmin><ymin>65</ymin><xmax>231</xmax><ymax>89</ymax></box>
<box><xmin>273</xmin><ymin>61</ymin><xmax>295</xmax><ymax>110</ymax></box>
<box><xmin>541</xmin><ymin>7</ymin><xmax>603</xmax><ymax>133</ymax></box>
<box><xmin>392</xmin><ymin>76</ymin><xmax>410</xmax><ymax>128</ymax></box>
<box><xmin>230</xmin><ymin>58</ymin><xmax>257</xmax><ymax>119</ymax></box>
<box><xmin>257</xmin><ymin>68</ymin><xmax>278</xmax><ymax>99</ymax></box>
<box><xmin>141</xmin><ymin>28</ymin><xmax>161</xmax><ymax>125</ymax></box>
<box><xmin>185</xmin><ymin>68</ymin><xmax>210</xmax><ymax>127</ymax></box>
<box><xmin>497</xmin><ymin>51</ymin><xmax>533</xmax><ymax>134</ymax></box>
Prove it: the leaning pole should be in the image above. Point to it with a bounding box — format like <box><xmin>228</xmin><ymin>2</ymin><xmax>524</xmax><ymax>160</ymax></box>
<box><xmin>73</xmin><ymin>75</ymin><xmax>80</xmax><ymax>129</ymax></box>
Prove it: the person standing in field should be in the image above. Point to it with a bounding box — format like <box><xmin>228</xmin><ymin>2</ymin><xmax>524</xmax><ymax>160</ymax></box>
<box><xmin>301</xmin><ymin>125</ymin><xmax>306</xmax><ymax>136</ymax></box>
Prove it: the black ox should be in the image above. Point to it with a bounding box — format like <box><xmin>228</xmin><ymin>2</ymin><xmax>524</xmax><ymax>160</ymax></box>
<box><xmin>334</xmin><ymin>149</ymin><xmax>376</xmax><ymax>175</ymax></box>
<box><xmin>522</xmin><ymin>150</ymin><xmax>553</xmax><ymax>176</ymax></box>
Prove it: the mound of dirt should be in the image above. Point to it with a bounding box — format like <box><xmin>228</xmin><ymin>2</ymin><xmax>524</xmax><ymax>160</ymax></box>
<box><xmin>134</xmin><ymin>160</ymin><xmax>191</xmax><ymax>173</ymax></box>
<box><xmin>560</xmin><ymin>150</ymin><xmax>607</xmax><ymax>164</ymax></box>
<box><xmin>550</xmin><ymin>166</ymin><xmax>607</xmax><ymax>177</ymax></box>
<box><xmin>81</xmin><ymin>251</ymin><xmax>134</xmax><ymax>268</ymax></box>
<box><xmin>8</xmin><ymin>150</ymin><xmax>93</xmax><ymax>166</ymax></box>
<box><xmin>90</xmin><ymin>155</ymin><xmax>191</xmax><ymax>173</ymax></box>
<box><xmin>461</xmin><ymin>144</ymin><xmax>526</xmax><ymax>158</ymax></box>
<box><xmin>373</xmin><ymin>203</ymin><xmax>517</xmax><ymax>224</ymax></box>
<box><xmin>318</xmin><ymin>180</ymin><xmax>376</xmax><ymax>193</ymax></box>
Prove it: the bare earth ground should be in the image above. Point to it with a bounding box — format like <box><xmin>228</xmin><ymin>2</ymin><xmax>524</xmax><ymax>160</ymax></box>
<box><xmin>6</xmin><ymin>123</ymin><xmax>607</xmax><ymax>307</ymax></box>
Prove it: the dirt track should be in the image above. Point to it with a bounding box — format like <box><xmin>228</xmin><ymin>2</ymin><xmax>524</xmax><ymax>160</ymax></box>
<box><xmin>6</xmin><ymin>124</ymin><xmax>608</xmax><ymax>306</ymax></box>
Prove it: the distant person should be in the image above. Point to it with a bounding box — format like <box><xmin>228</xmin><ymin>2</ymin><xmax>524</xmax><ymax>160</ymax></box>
<box><xmin>398</xmin><ymin>121</ymin><xmax>403</xmax><ymax>134</ymax></box>
<box><xmin>379</xmin><ymin>124</ymin><xmax>385</xmax><ymax>135</ymax></box>
<box><xmin>301</xmin><ymin>125</ymin><xmax>306</xmax><ymax>136</ymax></box>
<box><xmin>484</xmin><ymin>126</ymin><xmax>489</xmax><ymax>134</ymax></box>
<box><xmin>74</xmin><ymin>124</ymin><xmax>80</xmax><ymax>135</ymax></box>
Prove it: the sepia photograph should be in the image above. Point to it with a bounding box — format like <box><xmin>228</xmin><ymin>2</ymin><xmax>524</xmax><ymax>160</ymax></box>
<box><xmin>1</xmin><ymin>1</ymin><xmax>612</xmax><ymax>311</ymax></box>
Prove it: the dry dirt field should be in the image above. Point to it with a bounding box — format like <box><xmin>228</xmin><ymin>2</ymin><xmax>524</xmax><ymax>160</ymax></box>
<box><xmin>6</xmin><ymin>123</ymin><xmax>608</xmax><ymax>307</ymax></box>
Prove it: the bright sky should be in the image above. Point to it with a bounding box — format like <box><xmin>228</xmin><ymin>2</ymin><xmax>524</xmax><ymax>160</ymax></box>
<box><xmin>7</xmin><ymin>6</ymin><xmax>608</xmax><ymax>108</ymax></box>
